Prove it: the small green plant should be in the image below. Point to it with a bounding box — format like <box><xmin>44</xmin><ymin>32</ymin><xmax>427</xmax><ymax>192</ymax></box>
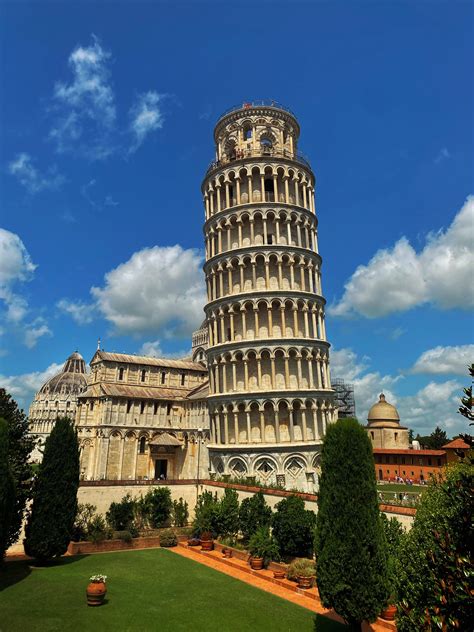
<box><xmin>106</xmin><ymin>494</ymin><xmax>137</xmax><ymax>531</ymax></box>
<box><xmin>160</xmin><ymin>528</ymin><xmax>178</xmax><ymax>547</ymax></box>
<box><xmin>172</xmin><ymin>497</ymin><xmax>189</xmax><ymax>527</ymax></box>
<box><xmin>248</xmin><ymin>527</ymin><xmax>280</xmax><ymax>568</ymax></box>
<box><xmin>87</xmin><ymin>515</ymin><xmax>111</xmax><ymax>544</ymax></box>
<box><xmin>89</xmin><ymin>574</ymin><xmax>107</xmax><ymax>583</ymax></box>
<box><xmin>71</xmin><ymin>503</ymin><xmax>96</xmax><ymax>542</ymax></box>
<box><xmin>287</xmin><ymin>558</ymin><xmax>315</xmax><ymax>581</ymax></box>
<box><xmin>114</xmin><ymin>530</ymin><xmax>133</xmax><ymax>543</ymax></box>
<box><xmin>192</xmin><ymin>491</ymin><xmax>219</xmax><ymax>537</ymax></box>
<box><xmin>239</xmin><ymin>491</ymin><xmax>273</xmax><ymax>542</ymax></box>
<box><xmin>138</xmin><ymin>487</ymin><xmax>172</xmax><ymax>528</ymax></box>
<box><xmin>272</xmin><ymin>495</ymin><xmax>316</xmax><ymax>559</ymax></box>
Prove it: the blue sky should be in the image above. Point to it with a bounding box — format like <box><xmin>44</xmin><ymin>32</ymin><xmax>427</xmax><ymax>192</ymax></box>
<box><xmin>1</xmin><ymin>1</ymin><xmax>472</xmax><ymax>435</ymax></box>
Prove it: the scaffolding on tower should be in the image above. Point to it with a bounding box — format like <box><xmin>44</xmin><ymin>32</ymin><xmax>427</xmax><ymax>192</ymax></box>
<box><xmin>332</xmin><ymin>379</ymin><xmax>356</xmax><ymax>419</ymax></box>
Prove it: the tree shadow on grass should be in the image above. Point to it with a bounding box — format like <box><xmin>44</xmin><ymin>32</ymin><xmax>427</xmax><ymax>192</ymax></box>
<box><xmin>0</xmin><ymin>554</ymin><xmax>89</xmax><ymax>592</ymax></box>
<box><xmin>314</xmin><ymin>613</ymin><xmax>348</xmax><ymax>630</ymax></box>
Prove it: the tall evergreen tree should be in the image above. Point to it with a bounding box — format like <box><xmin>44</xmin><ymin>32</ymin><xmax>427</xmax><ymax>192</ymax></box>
<box><xmin>315</xmin><ymin>418</ymin><xmax>389</xmax><ymax>631</ymax></box>
<box><xmin>0</xmin><ymin>389</ymin><xmax>34</xmax><ymax>548</ymax></box>
<box><xmin>0</xmin><ymin>418</ymin><xmax>16</xmax><ymax>561</ymax></box>
<box><xmin>24</xmin><ymin>417</ymin><xmax>80</xmax><ymax>562</ymax></box>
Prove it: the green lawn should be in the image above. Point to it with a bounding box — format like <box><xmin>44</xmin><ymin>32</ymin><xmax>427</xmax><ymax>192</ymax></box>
<box><xmin>0</xmin><ymin>549</ymin><xmax>346</xmax><ymax>632</ymax></box>
<box><xmin>377</xmin><ymin>483</ymin><xmax>424</xmax><ymax>493</ymax></box>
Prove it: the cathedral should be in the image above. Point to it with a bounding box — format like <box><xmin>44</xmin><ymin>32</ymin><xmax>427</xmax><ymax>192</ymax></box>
<box><xmin>28</xmin><ymin>101</ymin><xmax>336</xmax><ymax>492</ymax></box>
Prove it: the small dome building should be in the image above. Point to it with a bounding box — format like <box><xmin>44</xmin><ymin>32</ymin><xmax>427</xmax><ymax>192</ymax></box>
<box><xmin>29</xmin><ymin>351</ymin><xmax>88</xmax><ymax>461</ymax></box>
<box><xmin>366</xmin><ymin>393</ymin><xmax>409</xmax><ymax>449</ymax></box>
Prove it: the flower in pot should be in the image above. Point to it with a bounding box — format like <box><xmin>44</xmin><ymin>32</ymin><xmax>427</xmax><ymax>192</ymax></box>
<box><xmin>248</xmin><ymin>527</ymin><xmax>280</xmax><ymax>570</ymax></box>
<box><xmin>86</xmin><ymin>574</ymin><xmax>107</xmax><ymax>606</ymax></box>
<box><xmin>288</xmin><ymin>558</ymin><xmax>315</xmax><ymax>589</ymax></box>
<box><xmin>200</xmin><ymin>530</ymin><xmax>214</xmax><ymax>551</ymax></box>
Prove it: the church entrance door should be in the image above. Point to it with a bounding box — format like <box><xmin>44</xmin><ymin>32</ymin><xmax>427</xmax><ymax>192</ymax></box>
<box><xmin>155</xmin><ymin>459</ymin><xmax>168</xmax><ymax>480</ymax></box>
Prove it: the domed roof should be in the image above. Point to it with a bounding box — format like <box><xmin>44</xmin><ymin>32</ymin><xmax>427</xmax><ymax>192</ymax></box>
<box><xmin>39</xmin><ymin>351</ymin><xmax>88</xmax><ymax>396</ymax></box>
<box><xmin>367</xmin><ymin>393</ymin><xmax>400</xmax><ymax>424</ymax></box>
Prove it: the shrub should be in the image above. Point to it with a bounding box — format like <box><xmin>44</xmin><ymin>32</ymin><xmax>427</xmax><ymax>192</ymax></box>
<box><xmin>172</xmin><ymin>497</ymin><xmax>189</xmax><ymax>527</ymax></box>
<box><xmin>272</xmin><ymin>495</ymin><xmax>316</xmax><ymax>559</ymax></box>
<box><xmin>315</xmin><ymin>418</ymin><xmax>389</xmax><ymax>631</ymax></box>
<box><xmin>239</xmin><ymin>491</ymin><xmax>272</xmax><ymax>542</ymax></box>
<box><xmin>287</xmin><ymin>558</ymin><xmax>316</xmax><ymax>582</ymax></box>
<box><xmin>0</xmin><ymin>418</ymin><xmax>16</xmax><ymax>560</ymax></box>
<box><xmin>106</xmin><ymin>494</ymin><xmax>137</xmax><ymax>531</ymax></box>
<box><xmin>139</xmin><ymin>487</ymin><xmax>172</xmax><ymax>528</ymax></box>
<box><xmin>114</xmin><ymin>530</ymin><xmax>133</xmax><ymax>543</ymax></box>
<box><xmin>216</xmin><ymin>488</ymin><xmax>240</xmax><ymax>538</ymax></box>
<box><xmin>87</xmin><ymin>515</ymin><xmax>110</xmax><ymax>544</ymax></box>
<box><xmin>160</xmin><ymin>529</ymin><xmax>178</xmax><ymax>547</ymax></box>
<box><xmin>71</xmin><ymin>503</ymin><xmax>96</xmax><ymax>542</ymax></box>
<box><xmin>248</xmin><ymin>527</ymin><xmax>280</xmax><ymax>567</ymax></box>
<box><xmin>192</xmin><ymin>491</ymin><xmax>219</xmax><ymax>537</ymax></box>
<box><xmin>24</xmin><ymin>418</ymin><xmax>80</xmax><ymax>562</ymax></box>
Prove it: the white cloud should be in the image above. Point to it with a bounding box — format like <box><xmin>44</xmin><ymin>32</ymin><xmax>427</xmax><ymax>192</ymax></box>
<box><xmin>330</xmin><ymin>347</ymin><xmax>467</xmax><ymax>436</ymax></box>
<box><xmin>411</xmin><ymin>345</ymin><xmax>474</xmax><ymax>375</ymax></box>
<box><xmin>434</xmin><ymin>147</ymin><xmax>450</xmax><ymax>164</ymax></box>
<box><xmin>23</xmin><ymin>319</ymin><xmax>52</xmax><ymax>349</ymax></box>
<box><xmin>129</xmin><ymin>91</ymin><xmax>164</xmax><ymax>152</ymax></box>
<box><xmin>138</xmin><ymin>340</ymin><xmax>191</xmax><ymax>358</ymax></box>
<box><xmin>57</xmin><ymin>298</ymin><xmax>95</xmax><ymax>325</ymax></box>
<box><xmin>49</xmin><ymin>36</ymin><xmax>116</xmax><ymax>158</ymax></box>
<box><xmin>330</xmin><ymin>196</ymin><xmax>474</xmax><ymax>318</ymax></box>
<box><xmin>8</xmin><ymin>153</ymin><xmax>64</xmax><ymax>194</ymax></box>
<box><xmin>60</xmin><ymin>245</ymin><xmax>205</xmax><ymax>338</ymax></box>
<box><xmin>0</xmin><ymin>362</ymin><xmax>63</xmax><ymax>410</ymax></box>
<box><xmin>0</xmin><ymin>228</ymin><xmax>36</xmax><ymax>322</ymax></box>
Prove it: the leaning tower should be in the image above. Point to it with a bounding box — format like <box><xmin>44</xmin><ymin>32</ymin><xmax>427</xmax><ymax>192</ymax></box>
<box><xmin>202</xmin><ymin>101</ymin><xmax>335</xmax><ymax>491</ymax></box>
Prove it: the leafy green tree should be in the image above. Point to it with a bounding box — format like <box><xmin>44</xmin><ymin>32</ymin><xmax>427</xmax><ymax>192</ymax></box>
<box><xmin>239</xmin><ymin>490</ymin><xmax>272</xmax><ymax>541</ymax></box>
<box><xmin>24</xmin><ymin>417</ymin><xmax>80</xmax><ymax>562</ymax></box>
<box><xmin>192</xmin><ymin>490</ymin><xmax>220</xmax><ymax>537</ymax></box>
<box><xmin>315</xmin><ymin>418</ymin><xmax>389</xmax><ymax>631</ymax></box>
<box><xmin>429</xmin><ymin>426</ymin><xmax>448</xmax><ymax>449</ymax></box>
<box><xmin>396</xmin><ymin>462</ymin><xmax>473</xmax><ymax>631</ymax></box>
<box><xmin>138</xmin><ymin>487</ymin><xmax>172</xmax><ymax>529</ymax></box>
<box><xmin>0</xmin><ymin>389</ymin><xmax>34</xmax><ymax>549</ymax></box>
<box><xmin>171</xmin><ymin>497</ymin><xmax>189</xmax><ymax>527</ymax></box>
<box><xmin>272</xmin><ymin>495</ymin><xmax>316</xmax><ymax>559</ymax></box>
<box><xmin>107</xmin><ymin>493</ymin><xmax>138</xmax><ymax>533</ymax></box>
<box><xmin>215</xmin><ymin>488</ymin><xmax>240</xmax><ymax>538</ymax></box>
<box><xmin>0</xmin><ymin>418</ymin><xmax>16</xmax><ymax>560</ymax></box>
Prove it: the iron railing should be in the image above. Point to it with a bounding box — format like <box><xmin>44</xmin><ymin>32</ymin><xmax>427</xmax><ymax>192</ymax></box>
<box><xmin>216</xmin><ymin>100</ymin><xmax>297</xmax><ymax>122</ymax></box>
<box><xmin>205</xmin><ymin>146</ymin><xmax>311</xmax><ymax>178</ymax></box>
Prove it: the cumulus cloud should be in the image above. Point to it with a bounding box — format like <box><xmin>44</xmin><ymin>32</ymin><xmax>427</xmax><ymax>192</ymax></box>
<box><xmin>330</xmin><ymin>196</ymin><xmax>474</xmax><ymax>318</ymax></box>
<box><xmin>138</xmin><ymin>339</ymin><xmax>191</xmax><ymax>358</ymax></box>
<box><xmin>60</xmin><ymin>245</ymin><xmax>205</xmax><ymax>338</ymax></box>
<box><xmin>0</xmin><ymin>362</ymin><xmax>63</xmax><ymax>410</ymax></box>
<box><xmin>49</xmin><ymin>36</ymin><xmax>116</xmax><ymax>158</ymax></box>
<box><xmin>411</xmin><ymin>345</ymin><xmax>474</xmax><ymax>375</ymax></box>
<box><xmin>57</xmin><ymin>298</ymin><xmax>95</xmax><ymax>325</ymax></box>
<box><xmin>8</xmin><ymin>153</ymin><xmax>64</xmax><ymax>194</ymax></box>
<box><xmin>330</xmin><ymin>347</ymin><xmax>466</xmax><ymax>435</ymax></box>
<box><xmin>434</xmin><ymin>147</ymin><xmax>450</xmax><ymax>164</ymax></box>
<box><xmin>129</xmin><ymin>91</ymin><xmax>164</xmax><ymax>152</ymax></box>
<box><xmin>0</xmin><ymin>229</ymin><xmax>51</xmax><ymax>347</ymax></box>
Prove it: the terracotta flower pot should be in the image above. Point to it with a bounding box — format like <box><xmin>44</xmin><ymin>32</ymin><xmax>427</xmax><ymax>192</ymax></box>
<box><xmin>222</xmin><ymin>548</ymin><xmax>232</xmax><ymax>558</ymax></box>
<box><xmin>200</xmin><ymin>539</ymin><xmax>213</xmax><ymax>551</ymax></box>
<box><xmin>188</xmin><ymin>537</ymin><xmax>200</xmax><ymax>547</ymax></box>
<box><xmin>250</xmin><ymin>556</ymin><xmax>264</xmax><ymax>570</ymax></box>
<box><xmin>381</xmin><ymin>604</ymin><xmax>397</xmax><ymax>621</ymax></box>
<box><xmin>273</xmin><ymin>569</ymin><xmax>286</xmax><ymax>579</ymax></box>
<box><xmin>86</xmin><ymin>581</ymin><xmax>107</xmax><ymax>606</ymax></box>
<box><xmin>296</xmin><ymin>575</ymin><xmax>314</xmax><ymax>589</ymax></box>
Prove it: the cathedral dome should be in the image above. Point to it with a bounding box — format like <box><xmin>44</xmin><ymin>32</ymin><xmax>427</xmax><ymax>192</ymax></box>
<box><xmin>367</xmin><ymin>393</ymin><xmax>400</xmax><ymax>427</ymax></box>
<box><xmin>39</xmin><ymin>351</ymin><xmax>88</xmax><ymax>396</ymax></box>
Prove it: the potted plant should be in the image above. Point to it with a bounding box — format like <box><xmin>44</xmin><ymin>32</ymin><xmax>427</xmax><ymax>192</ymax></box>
<box><xmin>187</xmin><ymin>536</ymin><xmax>200</xmax><ymax>547</ymax></box>
<box><xmin>200</xmin><ymin>530</ymin><xmax>214</xmax><ymax>551</ymax></box>
<box><xmin>248</xmin><ymin>527</ymin><xmax>280</xmax><ymax>570</ymax></box>
<box><xmin>86</xmin><ymin>574</ymin><xmax>107</xmax><ymax>606</ymax></box>
<box><xmin>222</xmin><ymin>547</ymin><xmax>232</xmax><ymax>558</ymax></box>
<box><xmin>272</xmin><ymin>566</ymin><xmax>286</xmax><ymax>580</ymax></box>
<box><xmin>159</xmin><ymin>529</ymin><xmax>178</xmax><ymax>548</ymax></box>
<box><xmin>288</xmin><ymin>558</ymin><xmax>315</xmax><ymax>589</ymax></box>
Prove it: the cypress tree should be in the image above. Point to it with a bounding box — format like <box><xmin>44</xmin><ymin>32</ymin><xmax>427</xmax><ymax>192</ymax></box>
<box><xmin>24</xmin><ymin>417</ymin><xmax>80</xmax><ymax>562</ymax></box>
<box><xmin>0</xmin><ymin>389</ymin><xmax>34</xmax><ymax>548</ymax></box>
<box><xmin>315</xmin><ymin>418</ymin><xmax>389</xmax><ymax>631</ymax></box>
<box><xmin>0</xmin><ymin>418</ymin><xmax>16</xmax><ymax>561</ymax></box>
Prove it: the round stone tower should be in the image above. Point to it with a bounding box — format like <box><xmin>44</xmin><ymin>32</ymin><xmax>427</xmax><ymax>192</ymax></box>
<box><xmin>202</xmin><ymin>101</ymin><xmax>335</xmax><ymax>491</ymax></box>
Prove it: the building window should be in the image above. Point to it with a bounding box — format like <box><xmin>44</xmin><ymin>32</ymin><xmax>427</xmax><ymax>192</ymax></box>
<box><xmin>181</xmin><ymin>373</ymin><xmax>185</xmax><ymax>386</ymax></box>
<box><xmin>153</xmin><ymin>402</ymin><xmax>158</xmax><ymax>415</ymax></box>
<box><xmin>261</xmin><ymin>136</ymin><xmax>273</xmax><ymax>149</ymax></box>
<box><xmin>244</xmin><ymin>126</ymin><xmax>252</xmax><ymax>140</ymax></box>
<box><xmin>267</xmin><ymin>233</ymin><xmax>273</xmax><ymax>244</ymax></box>
<box><xmin>394</xmin><ymin>432</ymin><xmax>398</xmax><ymax>442</ymax></box>
<box><xmin>127</xmin><ymin>400</ymin><xmax>132</xmax><ymax>413</ymax></box>
<box><xmin>66</xmin><ymin>401</ymin><xmax>70</xmax><ymax>408</ymax></box>
<box><xmin>437</xmin><ymin>458</ymin><xmax>441</xmax><ymax>466</ymax></box>
<box><xmin>90</xmin><ymin>402</ymin><xmax>94</xmax><ymax>411</ymax></box>
<box><xmin>161</xmin><ymin>371</ymin><xmax>166</xmax><ymax>384</ymax></box>
<box><xmin>167</xmin><ymin>402</ymin><xmax>171</xmax><ymax>416</ymax></box>
<box><xmin>118</xmin><ymin>367</ymin><xmax>124</xmax><ymax>381</ymax></box>
<box><xmin>428</xmin><ymin>458</ymin><xmax>432</xmax><ymax>466</ymax></box>
<box><xmin>139</xmin><ymin>437</ymin><xmax>146</xmax><ymax>454</ymax></box>
<box><xmin>140</xmin><ymin>401</ymin><xmax>145</xmax><ymax>414</ymax></box>
<box><xmin>370</xmin><ymin>431</ymin><xmax>374</xmax><ymax>440</ymax></box>
<box><xmin>141</xmin><ymin>369</ymin><xmax>146</xmax><ymax>382</ymax></box>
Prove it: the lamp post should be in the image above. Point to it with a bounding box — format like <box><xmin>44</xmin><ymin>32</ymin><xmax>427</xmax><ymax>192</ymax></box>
<box><xmin>196</xmin><ymin>427</ymin><xmax>203</xmax><ymax>502</ymax></box>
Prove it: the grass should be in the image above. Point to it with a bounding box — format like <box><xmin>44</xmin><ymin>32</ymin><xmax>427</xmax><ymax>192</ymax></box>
<box><xmin>377</xmin><ymin>483</ymin><xmax>424</xmax><ymax>493</ymax></box>
<box><xmin>0</xmin><ymin>549</ymin><xmax>346</xmax><ymax>632</ymax></box>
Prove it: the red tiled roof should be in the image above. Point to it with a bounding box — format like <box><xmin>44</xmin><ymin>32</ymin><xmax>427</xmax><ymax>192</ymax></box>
<box><xmin>373</xmin><ymin>448</ymin><xmax>446</xmax><ymax>456</ymax></box>
<box><xmin>442</xmin><ymin>438</ymin><xmax>470</xmax><ymax>450</ymax></box>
